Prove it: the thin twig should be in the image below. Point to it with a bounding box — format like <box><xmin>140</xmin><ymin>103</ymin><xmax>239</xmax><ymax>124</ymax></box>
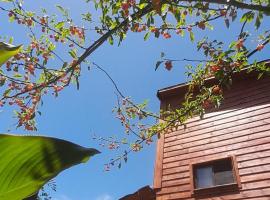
<box><xmin>247</xmin><ymin>35</ymin><xmax>270</xmax><ymax>58</ymax></box>
<box><xmin>92</xmin><ymin>62</ymin><xmax>162</xmax><ymax>120</ymax></box>
<box><xmin>239</xmin><ymin>19</ymin><xmax>247</xmax><ymax>39</ymax></box>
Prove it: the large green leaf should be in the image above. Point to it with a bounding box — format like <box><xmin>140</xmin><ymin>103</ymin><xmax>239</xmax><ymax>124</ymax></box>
<box><xmin>0</xmin><ymin>134</ymin><xmax>100</xmax><ymax>200</ymax></box>
<box><xmin>0</xmin><ymin>42</ymin><xmax>22</xmax><ymax>66</ymax></box>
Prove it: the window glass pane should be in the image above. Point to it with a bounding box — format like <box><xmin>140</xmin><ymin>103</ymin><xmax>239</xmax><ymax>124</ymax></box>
<box><xmin>195</xmin><ymin>166</ymin><xmax>214</xmax><ymax>189</ymax></box>
<box><xmin>214</xmin><ymin>159</ymin><xmax>232</xmax><ymax>172</ymax></box>
<box><xmin>214</xmin><ymin>171</ymin><xmax>234</xmax><ymax>185</ymax></box>
<box><xmin>214</xmin><ymin>159</ymin><xmax>235</xmax><ymax>185</ymax></box>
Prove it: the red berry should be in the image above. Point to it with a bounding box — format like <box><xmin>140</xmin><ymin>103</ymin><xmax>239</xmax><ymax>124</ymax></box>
<box><xmin>256</xmin><ymin>44</ymin><xmax>264</xmax><ymax>51</ymax></box>
<box><xmin>210</xmin><ymin>65</ymin><xmax>220</xmax><ymax>72</ymax></box>
<box><xmin>121</xmin><ymin>2</ymin><xmax>129</xmax><ymax>11</ymax></box>
<box><xmin>198</xmin><ymin>22</ymin><xmax>205</xmax><ymax>30</ymax></box>
<box><xmin>220</xmin><ymin>10</ymin><xmax>227</xmax><ymax>16</ymax></box>
<box><xmin>165</xmin><ymin>61</ymin><xmax>173</xmax><ymax>71</ymax></box>
<box><xmin>212</xmin><ymin>85</ymin><xmax>222</xmax><ymax>95</ymax></box>
<box><xmin>236</xmin><ymin>39</ymin><xmax>244</xmax><ymax>50</ymax></box>
<box><xmin>202</xmin><ymin>99</ymin><xmax>212</xmax><ymax>109</ymax></box>
<box><xmin>8</xmin><ymin>12</ymin><xmax>13</xmax><ymax>17</ymax></box>
<box><xmin>163</xmin><ymin>32</ymin><xmax>171</xmax><ymax>39</ymax></box>
<box><xmin>176</xmin><ymin>29</ymin><xmax>183</xmax><ymax>35</ymax></box>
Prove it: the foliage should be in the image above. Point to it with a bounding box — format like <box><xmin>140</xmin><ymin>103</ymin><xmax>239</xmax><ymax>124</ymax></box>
<box><xmin>0</xmin><ymin>134</ymin><xmax>99</xmax><ymax>200</ymax></box>
<box><xmin>0</xmin><ymin>42</ymin><xmax>22</xmax><ymax>66</ymax></box>
<box><xmin>0</xmin><ymin>0</ymin><xmax>269</xmax><ymax>170</ymax></box>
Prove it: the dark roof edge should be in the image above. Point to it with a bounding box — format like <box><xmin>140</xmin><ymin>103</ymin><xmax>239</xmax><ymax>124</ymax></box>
<box><xmin>119</xmin><ymin>185</ymin><xmax>155</xmax><ymax>200</ymax></box>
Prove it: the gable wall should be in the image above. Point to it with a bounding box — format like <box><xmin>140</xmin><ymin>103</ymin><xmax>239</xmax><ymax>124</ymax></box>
<box><xmin>154</xmin><ymin>75</ymin><xmax>270</xmax><ymax>200</ymax></box>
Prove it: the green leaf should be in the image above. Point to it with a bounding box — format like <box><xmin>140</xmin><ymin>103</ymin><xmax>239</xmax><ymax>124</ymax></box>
<box><xmin>144</xmin><ymin>32</ymin><xmax>150</xmax><ymax>41</ymax></box>
<box><xmin>240</xmin><ymin>11</ymin><xmax>255</xmax><ymax>23</ymax></box>
<box><xmin>0</xmin><ymin>42</ymin><xmax>22</xmax><ymax>66</ymax></box>
<box><xmin>255</xmin><ymin>12</ymin><xmax>263</xmax><ymax>29</ymax></box>
<box><xmin>189</xmin><ymin>31</ymin><xmax>195</xmax><ymax>42</ymax></box>
<box><xmin>155</xmin><ymin>61</ymin><xmax>163</xmax><ymax>71</ymax></box>
<box><xmin>55</xmin><ymin>21</ymin><xmax>65</xmax><ymax>29</ymax></box>
<box><xmin>8</xmin><ymin>37</ymin><xmax>13</xmax><ymax>44</ymax></box>
<box><xmin>108</xmin><ymin>36</ymin><xmax>114</xmax><ymax>45</ymax></box>
<box><xmin>56</xmin><ymin>5</ymin><xmax>68</xmax><ymax>16</ymax></box>
<box><xmin>76</xmin><ymin>76</ymin><xmax>80</xmax><ymax>90</ymax></box>
<box><xmin>13</xmin><ymin>73</ymin><xmax>22</xmax><ymax>78</ymax></box>
<box><xmin>224</xmin><ymin>18</ymin><xmax>230</xmax><ymax>28</ymax></box>
<box><xmin>160</xmin><ymin>52</ymin><xmax>165</xmax><ymax>58</ymax></box>
<box><xmin>68</xmin><ymin>49</ymin><xmax>77</xmax><ymax>59</ymax></box>
<box><xmin>3</xmin><ymin>88</ymin><xmax>11</xmax><ymax>97</ymax></box>
<box><xmin>0</xmin><ymin>134</ymin><xmax>100</xmax><ymax>200</ymax></box>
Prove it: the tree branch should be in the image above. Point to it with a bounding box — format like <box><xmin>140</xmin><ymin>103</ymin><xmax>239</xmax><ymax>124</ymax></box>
<box><xmin>247</xmin><ymin>35</ymin><xmax>270</xmax><ymax>58</ymax></box>
<box><xmin>176</xmin><ymin>0</ymin><xmax>270</xmax><ymax>13</ymax></box>
<box><xmin>1</xmin><ymin>4</ymin><xmax>153</xmax><ymax>101</ymax></box>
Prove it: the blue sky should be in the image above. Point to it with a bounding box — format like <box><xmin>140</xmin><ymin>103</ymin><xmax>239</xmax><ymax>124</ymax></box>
<box><xmin>0</xmin><ymin>1</ymin><xmax>269</xmax><ymax>199</ymax></box>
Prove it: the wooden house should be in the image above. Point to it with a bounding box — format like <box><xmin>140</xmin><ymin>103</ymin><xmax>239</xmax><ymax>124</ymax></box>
<box><xmin>153</xmin><ymin>68</ymin><xmax>270</xmax><ymax>200</ymax></box>
<box><xmin>120</xmin><ymin>186</ymin><xmax>156</xmax><ymax>200</ymax></box>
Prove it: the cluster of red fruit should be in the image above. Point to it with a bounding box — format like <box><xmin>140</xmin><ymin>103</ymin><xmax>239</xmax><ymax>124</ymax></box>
<box><xmin>49</xmin><ymin>34</ymin><xmax>65</xmax><ymax>43</ymax></box>
<box><xmin>5</xmin><ymin>82</ymin><xmax>42</xmax><ymax>130</ymax></box>
<box><xmin>108</xmin><ymin>143</ymin><xmax>119</xmax><ymax>150</ymax></box>
<box><xmin>53</xmin><ymin>85</ymin><xmax>64</xmax><ymax>94</ymax></box>
<box><xmin>6</xmin><ymin>54</ymin><xmax>36</xmax><ymax>81</ymax></box>
<box><xmin>42</xmin><ymin>51</ymin><xmax>51</xmax><ymax>62</ymax></box>
<box><xmin>131</xmin><ymin>143</ymin><xmax>142</xmax><ymax>152</ymax></box>
<box><xmin>145</xmin><ymin>137</ymin><xmax>153</xmax><ymax>145</ymax></box>
<box><xmin>39</xmin><ymin>16</ymin><xmax>48</xmax><ymax>33</ymax></box>
<box><xmin>144</xmin><ymin>25</ymin><xmax>191</xmax><ymax>39</ymax></box>
<box><xmin>121</xmin><ymin>0</ymin><xmax>136</xmax><ymax>9</ymax></box>
<box><xmin>163</xmin><ymin>32</ymin><xmax>171</xmax><ymax>39</ymax></box>
<box><xmin>3</xmin><ymin>11</ymin><xmax>84</xmax><ymax>130</ymax></box>
<box><xmin>17</xmin><ymin>106</ymin><xmax>37</xmax><ymax>130</ymax></box>
<box><xmin>197</xmin><ymin>21</ymin><xmax>205</xmax><ymax>30</ymax></box>
<box><xmin>132</xmin><ymin>23</ymin><xmax>146</xmax><ymax>32</ymax></box>
<box><xmin>27</xmin><ymin>64</ymin><xmax>35</xmax><ymax>75</ymax></box>
<box><xmin>210</xmin><ymin>64</ymin><xmax>220</xmax><ymax>72</ymax></box>
<box><xmin>29</xmin><ymin>41</ymin><xmax>52</xmax><ymax>62</ymax></box>
<box><xmin>202</xmin><ymin>99</ymin><xmax>212</xmax><ymax>109</ymax></box>
<box><xmin>235</xmin><ymin>38</ymin><xmax>265</xmax><ymax>52</ymax></box>
<box><xmin>8</xmin><ymin>11</ymin><xmax>34</xmax><ymax>26</ymax></box>
<box><xmin>7</xmin><ymin>81</ymin><xmax>22</xmax><ymax>93</ymax></box>
<box><xmin>39</xmin><ymin>16</ymin><xmax>47</xmax><ymax>25</ymax></box>
<box><xmin>236</xmin><ymin>38</ymin><xmax>244</xmax><ymax>50</ymax></box>
<box><xmin>69</xmin><ymin>26</ymin><xmax>85</xmax><ymax>39</ymax></box>
<box><xmin>121</xmin><ymin>0</ymin><xmax>135</xmax><ymax>16</ymax></box>
<box><xmin>150</xmin><ymin>27</ymin><xmax>172</xmax><ymax>39</ymax></box>
<box><xmin>202</xmin><ymin>85</ymin><xmax>222</xmax><ymax>109</ymax></box>
<box><xmin>1</xmin><ymin>46</ymin><xmax>66</xmax><ymax>130</ymax></box>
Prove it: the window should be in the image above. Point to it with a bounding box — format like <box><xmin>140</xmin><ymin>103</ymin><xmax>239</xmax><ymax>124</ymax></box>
<box><xmin>190</xmin><ymin>156</ymin><xmax>241</xmax><ymax>196</ymax></box>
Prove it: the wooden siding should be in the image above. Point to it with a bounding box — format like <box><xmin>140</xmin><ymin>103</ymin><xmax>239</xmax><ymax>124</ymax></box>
<box><xmin>154</xmin><ymin>75</ymin><xmax>270</xmax><ymax>200</ymax></box>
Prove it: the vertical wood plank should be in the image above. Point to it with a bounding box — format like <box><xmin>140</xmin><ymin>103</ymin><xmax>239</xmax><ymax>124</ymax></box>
<box><xmin>153</xmin><ymin>132</ymin><xmax>165</xmax><ymax>190</ymax></box>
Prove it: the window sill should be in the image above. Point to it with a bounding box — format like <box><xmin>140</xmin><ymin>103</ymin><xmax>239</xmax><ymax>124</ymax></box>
<box><xmin>192</xmin><ymin>183</ymin><xmax>240</xmax><ymax>197</ymax></box>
